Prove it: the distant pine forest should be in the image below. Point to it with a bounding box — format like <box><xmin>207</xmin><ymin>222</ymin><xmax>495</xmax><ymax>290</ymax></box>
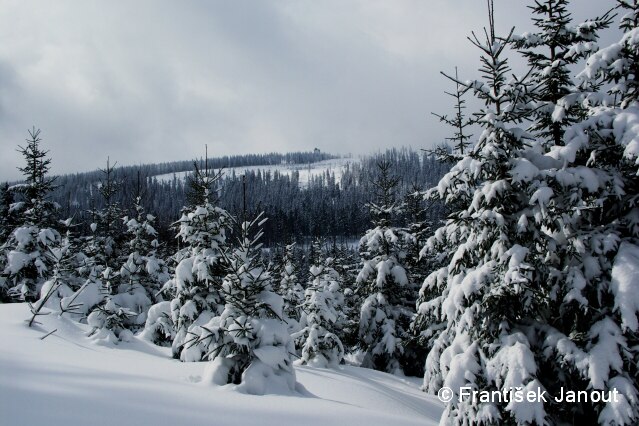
<box><xmin>23</xmin><ymin>148</ymin><xmax>448</xmax><ymax>247</ymax></box>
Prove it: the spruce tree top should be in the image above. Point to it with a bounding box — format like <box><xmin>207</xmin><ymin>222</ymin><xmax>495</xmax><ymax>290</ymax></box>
<box><xmin>368</xmin><ymin>160</ymin><xmax>402</xmax><ymax>229</ymax></box>
<box><xmin>14</xmin><ymin>128</ymin><xmax>58</xmax><ymax>226</ymax></box>
<box><xmin>512</xmin><ymin>0</ymin><xmax>612</xmax><ymax>146</ymax></box>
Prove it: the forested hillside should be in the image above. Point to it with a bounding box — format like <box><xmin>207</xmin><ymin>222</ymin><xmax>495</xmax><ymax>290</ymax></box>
<box><xmin>36</xmin><ymin>148</ymin><xmax>448</xmax><ymax>246</ymax></box>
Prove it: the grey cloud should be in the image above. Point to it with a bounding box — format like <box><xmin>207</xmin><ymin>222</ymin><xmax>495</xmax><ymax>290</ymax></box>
<box><xmin>0</xmin><ymin>0</ymin><xmax>622</xmax><ymax>181</ymax></box>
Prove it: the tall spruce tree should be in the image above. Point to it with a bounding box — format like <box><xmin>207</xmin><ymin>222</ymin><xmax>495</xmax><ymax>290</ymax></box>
<box><xmin>418</xmin><ymin>2</ymin><xmax>562</xmax><ymax>423</ymax></box>
<box><xmin>2</xmin><ymin>128</ymin><xmax>60</xmax><ymax>301</ymax></box>
<box><xmin>531</xmin><ymin>1</ymin><xmax>639</xmax><ymax>423</ymax></box>
<box><xmin>14</xmin><ymin>128</ymin><xmax>59</xmax><ymax>227</ymax></box>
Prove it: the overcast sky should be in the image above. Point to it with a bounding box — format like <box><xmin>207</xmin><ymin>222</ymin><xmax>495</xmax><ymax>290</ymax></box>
<box><xmin>0</xmin><ymin>0</ymin><xmax>619</xmax><ymax>181</ymax></box>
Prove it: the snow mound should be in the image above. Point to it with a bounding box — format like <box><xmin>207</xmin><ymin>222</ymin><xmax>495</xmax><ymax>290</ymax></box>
<box><xmin>0</xmin><ymin>303</ymin><xmax>443</xmax><ymax>426</ymax></box>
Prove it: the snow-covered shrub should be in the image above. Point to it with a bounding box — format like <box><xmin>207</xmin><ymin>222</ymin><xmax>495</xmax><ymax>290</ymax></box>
<box><xmin>139</xmin><ymin>301</ymin><xmax>175</xmax><ymax>346</ymax></box>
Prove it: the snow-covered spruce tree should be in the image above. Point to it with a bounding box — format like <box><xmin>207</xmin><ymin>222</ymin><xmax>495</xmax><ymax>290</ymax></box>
<box><xmin>512</xmin><ymin>0</ymin><xmax>613</xmax><ymax>148</ymax></box>
<box><xmin>418</xmin><ymin>3</ymin><xmax>568</xmax><ymax>422</ymax></box>
<box><xmin>86</xmin><ymin>267</ymin><xmax>137</xmax><ymax>343</ymax></box>
<box><xmin>580</xmin><ymin>0</ymin><xmax>638</xmax><ymax>108</ymax></box>
<box><xmin>356</xmin><ymin>160</ymin><xmax>414</xmax><ymax>374</ymax></box>
<box><xmin>116</xmin><ymin>195</ymin><xmax>168</xmax><ymax>328</ymax></box>
<box><xmin>28</xmin><ymin>220</ymin><xmax>83</xmax><ymax>326</ymax></box>
<box><xmin>292</xmin><ymin>239</ymin><xmax>345</xmax><ymax>368</ymax></box>
<box><xmin>79</xmin><ymin>158</ymin><xmax>124</xmax><ymax>287</ymax></box>
<box><xmin>0</xmin><ymin>182</ymin><xmax>15</xmax><ymax>244</ymax></box>
<box><xmin>529</xmin><ymin>2</ymin><xmax>639</xmax><ymax>424</ymax></box>
<box><xmin>158</xmin><ymin>164</ymin><xmax>229</xmax><ymax>359</ymax></box>
<box><xmin>199</xmin><ymin>213</ymin><xmax>297</xmax><ymax>394</ymax></box>
<box><xmin>13</xmin><ymin>128</ymin><xmax>59</xmax><ymax>229</ymax></box>
<box><xmin>2</xmin><ymin>128</ymin><xmax>60</xmax><ymax>302</ymax></box>
<box><xmin>403</xmin><ymin>183</ymin><xmax>436</xmax><ymax>291</ymax></box>
<box><xmin>93</xmin><ymin>157</ymin><xmax>124</xmax><ymax>268</ymax></box>
<box><xmin>410</xmin><ymin>68</ymin><xmax>473</xmax><ymax>358</ymax></box>
<box><xmin>414</xmin><ymin>0</ymin><xmax>612</xmax><ymax>403</ymax></box>
<box><xmin>0</xmin><ymin>182</ymin><xmax>15</xmax><ymax>301</ymax></box>
<box><xmin>329</xmin><ymin>241</ymin><xmax>360</xmax><ymax>351</ymax></box>
<box><xmin>402</xmin><ymin>184</ymin><xmax>436</xmax><ymax>377</ymax></box>
<box><xmin>66</xmin><ymin>220</ymin><xmax>107</xmax><ymax>319</ymax></box>
<box><xmin>85</xmin><ymin>159</ymin><xmax>137</xmax><ymax>343</ymax></box>
<box><xmin>277</xmin><ymin>242</ymin><xmax>304</xmax><ymax>328</ymax></box>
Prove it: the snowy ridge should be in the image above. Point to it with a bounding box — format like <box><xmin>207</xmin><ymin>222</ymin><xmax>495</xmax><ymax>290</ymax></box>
<box><xmin>152</xmin><ymin>157</ymin><xmax>358</xmax><ymax>188</ymax></box>
<box><xmin>0</xmin><ymin>303</ymin><xmax>443</xmax><ymax>426</ymax></box>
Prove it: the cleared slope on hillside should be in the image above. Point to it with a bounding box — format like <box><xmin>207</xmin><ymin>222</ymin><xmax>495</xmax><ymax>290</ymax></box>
<box><xmin>153</xmin><ymin>157</ymin><xmax>358</xmax><ymax>188</ymax></box>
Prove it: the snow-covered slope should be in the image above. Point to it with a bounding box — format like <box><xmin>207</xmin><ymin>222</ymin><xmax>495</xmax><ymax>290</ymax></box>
<box><xmin>153</xmin><ymin>157</ymin><xmax>358</xmax><ymax>188</ymax></box>
<box><xmin>0</xmin><ymin>303</ymin><xmax>443</xmax><ymax>426</ymax></box>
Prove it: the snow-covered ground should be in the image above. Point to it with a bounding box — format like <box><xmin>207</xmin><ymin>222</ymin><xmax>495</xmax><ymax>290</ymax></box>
<box><xmin>153</xmin><ymin>157</ymin><xmax>358</xmax><ymax>188</ymax></box>
<box><xmin>0</xmin><ymin>303</ymin><xmax>443</xmax><ymax>426</ymax></box>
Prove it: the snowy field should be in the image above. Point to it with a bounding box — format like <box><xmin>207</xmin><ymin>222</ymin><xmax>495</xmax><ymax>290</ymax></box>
<box><xmin>0</xmin><ymin>303</ymin><xmax>443</xmax><ymax>426</ymax></box>
<box><xmin>153</xmin><ymin>157</ymin><xmax>358</xmax><ymax>188</ymax></box>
